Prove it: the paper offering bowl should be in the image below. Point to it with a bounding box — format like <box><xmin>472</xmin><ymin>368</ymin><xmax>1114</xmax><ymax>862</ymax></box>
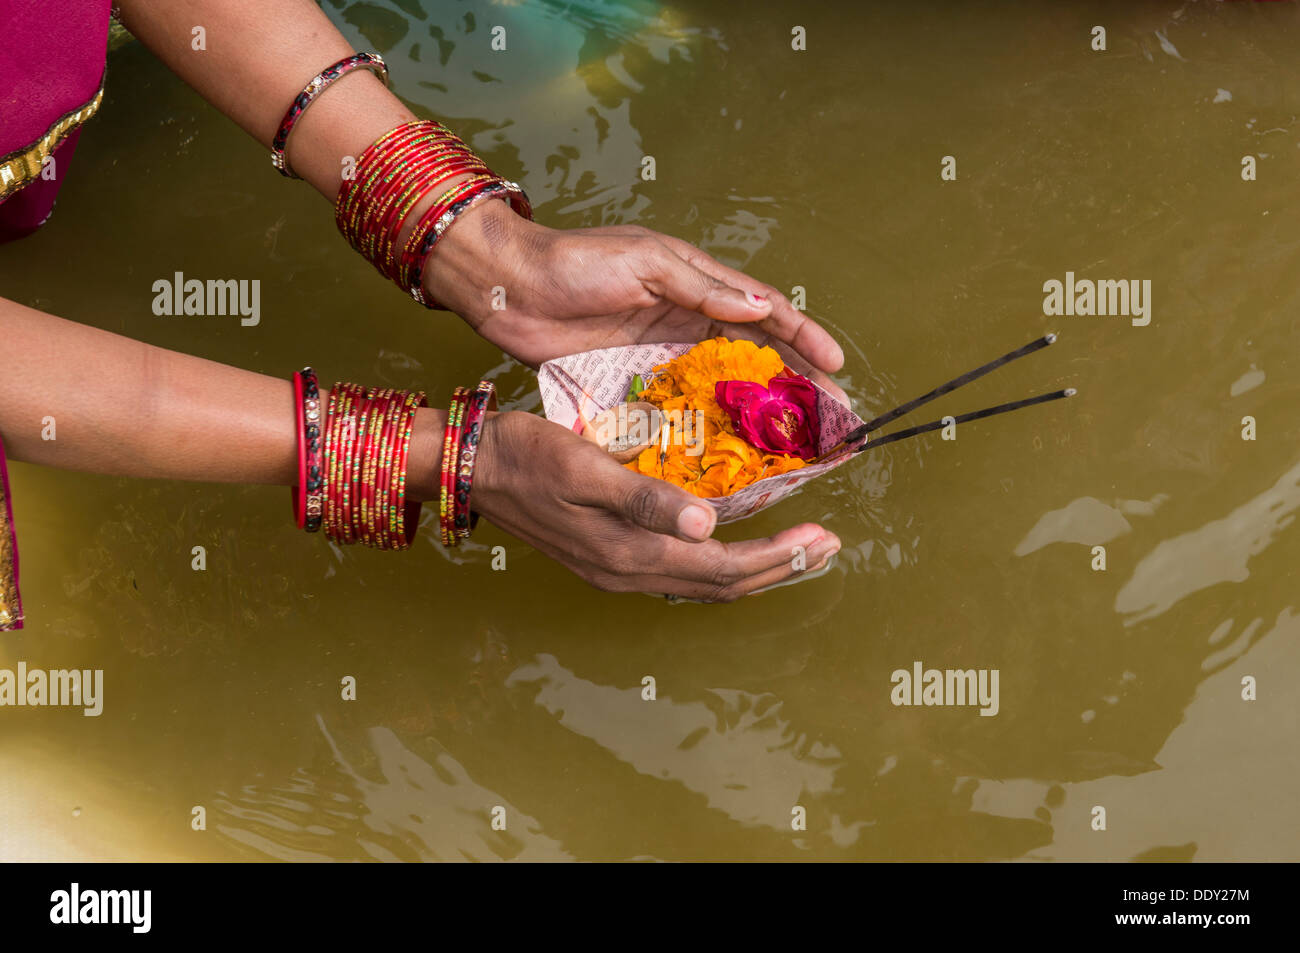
<box><xmin>538</xmin><ymin>343</ymin><xmax>866</xmax><ymax>524</ymax></box>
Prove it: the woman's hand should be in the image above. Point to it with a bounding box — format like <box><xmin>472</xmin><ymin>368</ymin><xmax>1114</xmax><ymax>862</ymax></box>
<box><xmin>424</xmin><ymin>201</ymin><xmax>848</xmax><ymax>401</ymax></box>
<box><xmin>472</xmin><ymin>411</ymin><xmax>841</xmax><ymax>602</ymax></box>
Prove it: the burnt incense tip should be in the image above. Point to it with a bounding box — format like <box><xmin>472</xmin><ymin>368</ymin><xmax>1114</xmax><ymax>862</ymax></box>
<box><xmin>1064</xmin><ymin>387</ymin><xmax>1077</xmax><ymax>397</ymax></box>
<box><xmin>1045</xmin><ymin>332</ymin><xmax>1058</xmax><ymax>344</ymax></box>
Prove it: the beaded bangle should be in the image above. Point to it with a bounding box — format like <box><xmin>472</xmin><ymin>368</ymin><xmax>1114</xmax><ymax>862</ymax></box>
<box><xmin>291</xmin><ymin>368</ymin><xmax>325</xmax><ymax>532</ymax></box>
<box><xmin>399</xmin><ymin>174</ymin><xmax>499</xmax><ymax>295</ymax></box>
<box><xmin>272</xmin><ymin>52</ymin><xmax>389</xmax><ymax>178</ymax></box>
<box><xmin>404</xmin><ymin>179</ymin><xmax>532</xmax><ymax>307</ymax></box>
<box><xmin>377</xmin><ymin>157</ymin><xmax>490</xmax><ymax>275</ymax></box>
<box><xmin>451</xmin><ymin>380</ymin><xmax>497</xmax><ymax>544</ymax></box>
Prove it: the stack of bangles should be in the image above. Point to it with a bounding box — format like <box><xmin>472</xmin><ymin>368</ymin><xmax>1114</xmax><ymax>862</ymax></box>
<box><xmin>268</xmin><ymin>51</ymin><xmax>532</xmax><ymax>309</ymax></box>
<box><xmin>290</xmin><ymin>368</ymin><xmax>496</xmax><ymax>550</ymax></box>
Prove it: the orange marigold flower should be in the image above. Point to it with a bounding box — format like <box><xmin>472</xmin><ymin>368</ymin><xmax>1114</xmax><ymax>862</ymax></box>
<box><xmin>624</xmin><ymin>337</ymin><xmax>808</xmax><ymax>497</ymax></box>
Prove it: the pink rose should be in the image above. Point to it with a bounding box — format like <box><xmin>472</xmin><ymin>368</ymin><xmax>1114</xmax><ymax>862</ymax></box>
<box><xmin>715</xmin><ymin>376</ymin><xmax>821</xmax><ymax>460</ymax></box>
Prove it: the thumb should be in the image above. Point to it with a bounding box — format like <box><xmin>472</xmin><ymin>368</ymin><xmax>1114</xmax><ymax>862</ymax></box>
<box><xmin>639</xmin><ymin>243</ymin><xmax>772</xmax><ymax>323</ymax></box>
<box><xmin>583</xmin><ymin>460</ymin><xmax>718</xmax><ymax>542</ymax></box>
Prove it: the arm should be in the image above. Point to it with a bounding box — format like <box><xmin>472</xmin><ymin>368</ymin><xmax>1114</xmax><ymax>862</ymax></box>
<box><xmin>0</xmin><ymin>295</ymin><xmax>444</xmax><ymax>499</ymax></box>
<box><xmin>0</xmin><ymin>296</ymin><xmax>839</xmax><ymax>601</ymax></box>
<box><xmin>115</xmin><ymin>0</ymin><xmax>848</xmax><ymax>383</ymax></box>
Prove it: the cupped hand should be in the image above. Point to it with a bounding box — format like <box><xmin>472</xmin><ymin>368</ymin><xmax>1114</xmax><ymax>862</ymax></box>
<box><xmin>471</xmin><ymin>410</ymin><xmax>841</xmax><ymax>601</ymax></box>
<box><xmin>423</xmin><ymin>200</ymin><xmax>848</xmax><ymax>403</ymax></box>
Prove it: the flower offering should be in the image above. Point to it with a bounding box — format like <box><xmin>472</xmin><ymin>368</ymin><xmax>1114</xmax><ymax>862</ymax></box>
<box><xmin>539</xmin><ymin>339</ymin><xmax>867</xmax><ymax>524</ymax></box>
<box><xmin>623</xmin><ymin>337</ymin><xmax>817</xmax><ymax>498</ymax></box>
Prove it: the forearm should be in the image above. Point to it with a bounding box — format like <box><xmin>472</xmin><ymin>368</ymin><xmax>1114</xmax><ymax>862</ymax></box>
<box><xmin>116</xmin><ymin>0</ymin><xmax>410</xmax><ymax>201</ymax></box>
<box><xmin>116</xmin><ymin>0</ymin><xmax>509</xmax><ymax>302</ymax></box>
<box><xmin>0</xmin><ymin>297</ymin><xmax>444</xmax><ymax>500</ymax></box>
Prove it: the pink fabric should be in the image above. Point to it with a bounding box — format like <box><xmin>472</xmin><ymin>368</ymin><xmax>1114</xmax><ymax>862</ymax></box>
<box><xmin>0</xmin><ymin>128</ymin><xmax>82</xmax><ymax>241</ymax></box>
<box><xmin>0</xmin><ymin>0</ymin><xmax>112</xmax><ymax>240</ymax></box>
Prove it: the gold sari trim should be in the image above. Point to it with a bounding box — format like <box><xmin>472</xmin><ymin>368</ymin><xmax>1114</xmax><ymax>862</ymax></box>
<box><xmin>0</xmin><ymin>79</ymin><xmax>105</xmax><ymax>202</ymax></box>
<box><xmin>0</xmin><ymin>468</ymin><xmax>20</xmax><ymax>631</ymax></box>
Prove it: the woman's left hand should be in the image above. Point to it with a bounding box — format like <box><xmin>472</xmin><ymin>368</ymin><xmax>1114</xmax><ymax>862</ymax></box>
<box><xmin>423</xmin><ymin>200</ymin><xmax>848</xmax><ymax>402</ymax></box>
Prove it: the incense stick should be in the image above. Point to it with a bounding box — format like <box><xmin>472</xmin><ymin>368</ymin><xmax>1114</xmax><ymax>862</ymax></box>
<box><xmin>851</xmin><ymin>388</ymin><xmax>1075</xmax><ymax>453</ymax></box>
<box><xmin>849</xmin><ymin>332</ymin><xmax>1058</xmax><ymax>445</ymax></box>
<box><xmin>808</xmin><ymin>333</ymin><xmax>1070</xmax><ymax>465</ymax></box>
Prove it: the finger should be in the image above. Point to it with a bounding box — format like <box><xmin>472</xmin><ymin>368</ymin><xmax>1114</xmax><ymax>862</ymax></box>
<box><xmin>569</xmin><ymin>460</ymin><xmax>720</xmax><ymax>542</ymax></box>
<box><xmin>654</xmin><ymin>234</ymin><xmax>846</xmax><ymax>374</ymax></box>
<box><xmin>662</xmin><ymin>522</ymin><xmax>838</xmax><ymax>586</ymax></box>
<box><xmin>635</xmin><ymin>240</ymin><xmax>773</xmax><ymax>326</ymax></box>
<box><xmin>622</xmin><ymin>528</ymin><xmax>841</xmax><ymax>601</ymax></box>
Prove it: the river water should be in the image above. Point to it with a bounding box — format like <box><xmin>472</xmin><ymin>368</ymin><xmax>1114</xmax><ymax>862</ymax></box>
<box><xmin>1</xmin><ymin>0</ymin><xmax>1297</xmax><ymax>861</ymax></box>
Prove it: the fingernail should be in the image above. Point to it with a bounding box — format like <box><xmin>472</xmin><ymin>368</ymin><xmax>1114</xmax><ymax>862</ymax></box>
<box><xmin>677</xmin><ymin>504</ymin><xmax>714</xmax><ymax>540</ymax></box>
<box><xmin>747</xmin><ymin>292</ymin><xmax>768</xmax><ymax>308</ymax></box>
<box><xmin>813</xmin><ymin>540</ymin><xmax>841</xmax><ymax>564</ymax></box>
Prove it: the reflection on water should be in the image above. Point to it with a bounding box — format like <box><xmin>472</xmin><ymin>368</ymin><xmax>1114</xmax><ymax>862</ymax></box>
<box><xmin>1</xmin><ymin>0</ymin><xmax>1299</xmax><ymax>861</ymax></box>
<box><xmin>1117</xmin><ymin>460</ymin><xmax>1300</xmax><ymax>625</ymax></box>
<box><xmin>216</xmin><ymin>716</ymin><xmax>572</xmax><ymax>861</ymax></box>
<box><xmin>507</xmin><ymin>654</ymin><xmax>842</xmax><ymax>832</ymax></box>
<box><xmin>971</xmin><ymin>607</ymin><xmax>1300</xmax><ymax>861</ymax></box>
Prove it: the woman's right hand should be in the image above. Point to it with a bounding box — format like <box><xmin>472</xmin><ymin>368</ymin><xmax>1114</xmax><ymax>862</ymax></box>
<box><xmin>470</xmin><ymin>411</ymin><xmax>841</xmax><ymax>602</ymax></box>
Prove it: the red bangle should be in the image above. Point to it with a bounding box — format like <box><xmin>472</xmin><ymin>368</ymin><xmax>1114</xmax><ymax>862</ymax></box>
<box><xmin>439</xmin><ymin>388</ymin><xmax>469</xmax><ymax>547</ymax></box>
<box><xmin>317</xmin><ymin>380</ymin><xmax>427</xmax><ymax>550</ymax></box>
<box><xmin>359</xmin><ymin>147</ymin><xmax>480</xmax><ymax>270</ymax></box>
<box><xmin>371</xmin><ymin>390</ymin><xmax>400</xmax><ymax>550</ymax></box>
<box><xmin>290</xmin><ymin>368</ymin><xmax>325</xmax><ymax>532</ymax></box>
<box><xmin>322</xmin><ymin>384</ymin><xmax>345</xmax><ymax>541</ymax></box>
<box><xmin>392</xmin><ymin>390</ymin><xmax>426</xmax><ymax>548</ymax></box>
<box><xmin>350</xmin><ymin>389</ymin><xmax>378</xmax><ymax>547</ymax></box>
<box><xmin>377</xmin><ymin>158</ymin><xmax>490</xmax><ymax>278</ymax></box>
<box><xmin>292</xmin><ymin>371</ymin><xmax>307</xmax><ymax>529</ymax></box>
<box><xmin>334</xmin><ymin>119</ymin><xmax>534</xmax><ymax>304</ymax></box>
<box><xmin>336</xmin><ymin>384</ymin><xmax>362</xmax><ymax>546</ymax></box>
<box><xmin>337</xmin><ymin>125</ymin><xmax>472</xmax><ymax>256</ymax></box>
<box><xmin>355</xmin><ymin>390</ymin><xmax>381</xmax><ymax>547</ymax></box>
<box><xmin>272</xmin><ymin>52</ymin><xmax>389</xmax><ymax>178</ymax></box>
<box><xmin>364</xmin><ymin>389</ymin><xmax>397</xmax><ymax>547</ymax></box>
<box><xmin>452</xmin><ymin>380</ymin><xmax>497</xmax><ymax>544</ymax></box>
<box><xmin>403</xmin><ymin>179</ymin><xmax>531</xmax><ymax>307</ymax></box>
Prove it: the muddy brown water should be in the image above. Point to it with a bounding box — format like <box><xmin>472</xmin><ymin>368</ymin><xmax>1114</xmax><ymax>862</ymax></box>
<box><xmin>1</xmin><ymin>0</ymin><xmax>1297</xmax><ymax>861</ymax></box>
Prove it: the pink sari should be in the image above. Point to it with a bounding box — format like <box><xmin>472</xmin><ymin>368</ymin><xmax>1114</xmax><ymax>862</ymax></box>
<box><xmin>0</xmin><ymin>0</ymin><xmax>111</xmax><ymax>239</ymax></box>
<box><xmin>0</xmin><ymin>0</ymin><xmax>112</xmax><ymax>627</ymax></box>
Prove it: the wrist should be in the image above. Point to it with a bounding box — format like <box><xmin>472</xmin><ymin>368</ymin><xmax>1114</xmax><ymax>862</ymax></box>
<box><xmin>468</xmin><ymin>410</ymin><xmax>509</xmax><ymax>505</ymax></box>
<box><xmin>419</xmin><ymin>198</ymin><xmax>547</xmax><ymax>324</ymax></box>
<box><xmin>406</xmin><ymin>405</ymin><xmax>447</xmax><ymax>503</ymax></box>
